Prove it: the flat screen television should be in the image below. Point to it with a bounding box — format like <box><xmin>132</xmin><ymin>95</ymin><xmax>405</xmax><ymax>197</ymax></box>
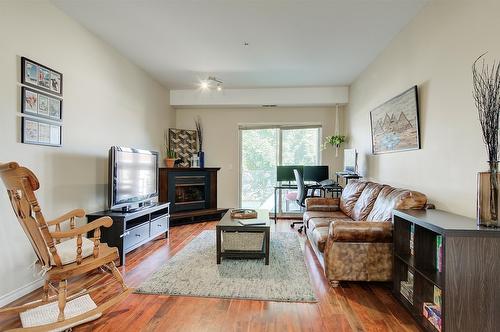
<box><xmin>109</xmin><ymin>146</ymin><xmax>159</xmax><ymax>212</ymax></box>
<box><xmin>344</xmin><ymin>148</ymin><xmax>357</xmax><ymax>173</ymax></box>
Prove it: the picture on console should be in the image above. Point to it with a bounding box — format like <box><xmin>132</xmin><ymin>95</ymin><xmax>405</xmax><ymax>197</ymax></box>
<box><xmin>370</xmin><ymin>86</ymin><xmax>420</xmax><ymax>154</ymax></box>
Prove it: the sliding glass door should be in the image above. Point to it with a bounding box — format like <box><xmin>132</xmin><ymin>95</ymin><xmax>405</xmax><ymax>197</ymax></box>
<box><xmin>239</xmin><ymin>126</ymin><xmax>321</xmax><ymax>211</ymax></box>
<box><xmin>240</xmin><ymin>128</ymin><xmax>278</xmax><ymax>210</ymax></box>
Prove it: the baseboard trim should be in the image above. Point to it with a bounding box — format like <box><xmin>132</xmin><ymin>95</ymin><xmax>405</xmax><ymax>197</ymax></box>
<box><xmin>0</xmin><ymin>278</ymin><xmax>44</xmax><ymax>308</ymax></box>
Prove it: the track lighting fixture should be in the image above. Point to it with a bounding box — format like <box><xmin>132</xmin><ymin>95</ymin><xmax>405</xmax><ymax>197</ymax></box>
<box><xmin>200</xmin><ymin>76</ymin><xmax>223</xmax><ymax>91</ymax></box>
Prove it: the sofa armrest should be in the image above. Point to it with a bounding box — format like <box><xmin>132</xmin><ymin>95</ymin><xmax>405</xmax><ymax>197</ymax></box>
<box><xmin>329</xmin><ymin>221</ymin><xmax>392</xmax><ymax>243</ymax></box>
<box><xmin>305</xmin><ymin>198</ymin><xmax>340</xmax><ymax>212</ymax></box>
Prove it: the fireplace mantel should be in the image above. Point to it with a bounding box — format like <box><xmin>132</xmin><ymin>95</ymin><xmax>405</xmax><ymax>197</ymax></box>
<box><xmin>161</xmin><ymin>167</ymin><xmax>221</xmax><ymax>172</ymax></box>
<box><xmin>159</xmin><ymin>167</ymin><xmax>227</xmax><ymax>225</ymax></box>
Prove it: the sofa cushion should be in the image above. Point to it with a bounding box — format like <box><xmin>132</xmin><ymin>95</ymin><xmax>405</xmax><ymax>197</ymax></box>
<box><xmin>303</xmin><ymin>211</ymin><xmax>333</xmax><ymax>224</ymax></box>
<box><xmin>50</xmin><ymin>237</ymin><xmax>94</xmax><ymax>266</ymax></box>
<box><xmin>340</xmin><ymin>181</ymin><xmax>368</xmax><ymax>218</ymax></box>
<box><xmin>351</xmin><ymin>183</ymin><xmax>384</xmax><ymax>221</ymax></box>
<box><xmin>331</xmin><ymin>221</ymin><xmax>393</xmax><ymax>243</ymax></box>
<box><xmin>308</xmin><ymin>218</ymin><xmax>331</xmax><ymax>232</ymax></box>
<box><xmin>305</xmin><ymin>198</ymin><xmax>340</xmax><ymax>212</ymax></box>
<box><xmin>304</xmin><ymin>211</ymin><xmax>351</xmax><ymax>228</ymax></box>
<box><xmin>367</xmin><ymin>187</ymin><xmax>427</xmax><ymax>221</ymax></box>
<box><xmin>311</xmin><ymin>226</ymin><xmax>329</xmax><ymax>252</ymax></box>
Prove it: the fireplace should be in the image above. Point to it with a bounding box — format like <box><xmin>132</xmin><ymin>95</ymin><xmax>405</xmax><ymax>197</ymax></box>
<box><xmin>159</xmin><ymin>167</ymin><xmax>224</xmax><ymax>224</ymax></box>
<box><xmin>166</xmin><ymin>172</ymin><xmax>211</xmax><ymax>213</ymax></box>
<box><xmin>175</xmin><ymin>176</ymin><xmax>206</xmax><ymax>205</ymax></box>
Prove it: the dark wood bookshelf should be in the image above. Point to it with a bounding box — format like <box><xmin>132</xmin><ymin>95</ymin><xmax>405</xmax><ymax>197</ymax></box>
<box><xmin>393</xmin><ymin>209</ymin><xmax>500</xmax><ymax>332</ymax></box>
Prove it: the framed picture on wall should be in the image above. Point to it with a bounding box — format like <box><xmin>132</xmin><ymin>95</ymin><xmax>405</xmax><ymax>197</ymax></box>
<box><xmin>21</xmin><ymin>87</ymin><xmax>63</xmax><ymax>121</ymax></box>
<box><xmin>21</xmin><ymin>57</ymin><xmax>63</xmax><ymax>96</ymax></box>
<box><xmin>22</xmin><ymin>117</ymin><xmax>62</xmax><ymax>147</ymax></box>
<box><xmin>369</xmin><ymin>86</ymin><xmax>421</xmax><ymax>154</ymax></box>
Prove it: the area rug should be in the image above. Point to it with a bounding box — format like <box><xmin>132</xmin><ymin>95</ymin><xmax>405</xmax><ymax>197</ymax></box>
<box><xmin>136</xmin><ymin>230</ymin><xmax>317</xmax><ymax>302</ymax></box>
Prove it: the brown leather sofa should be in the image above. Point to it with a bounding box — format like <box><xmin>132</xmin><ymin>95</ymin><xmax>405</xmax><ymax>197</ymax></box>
<box><xmin>304</xmin><ymin>180</ymin><xmax>427</xmax><ymax>285</ymax></box>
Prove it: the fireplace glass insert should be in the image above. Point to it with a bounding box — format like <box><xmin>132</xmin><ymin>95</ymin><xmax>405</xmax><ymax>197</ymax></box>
<box><xmin>168</xmin><ymin>174</ymin><xmax>210</xmax><ymax>212</ymax></box>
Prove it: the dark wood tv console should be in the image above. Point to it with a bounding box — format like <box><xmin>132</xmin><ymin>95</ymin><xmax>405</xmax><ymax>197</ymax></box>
<box><xmin>393</xmin><ymin>209</ymin><xmax>500</xmax><ymax>332</ymax></box>
<box><xmin>87</xmin><ymin>202</ymin><xmax>170</xmax><ymax>265</ymax></box>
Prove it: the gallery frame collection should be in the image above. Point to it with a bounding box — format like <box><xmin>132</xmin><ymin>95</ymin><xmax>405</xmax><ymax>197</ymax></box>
<box><xmin>20</xmin><ymin>57</ymin><xmax>63</xmax><ymax>147</ymax></box>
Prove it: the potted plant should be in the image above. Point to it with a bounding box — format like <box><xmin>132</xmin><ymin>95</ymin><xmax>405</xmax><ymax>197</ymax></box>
<box><xmin>165</xmin><ymin>149</ymin><xmax>177</xmax><ymax>168</ymax></box>
<box><xmin>473</xmin><ymin>53</ymin><xmax>500</xmax><ymax>227</ymax></box>
<box><xmin>323</xmin><ymin>135</ymin><xmax>346</xmax><ymax>157</ymax></box>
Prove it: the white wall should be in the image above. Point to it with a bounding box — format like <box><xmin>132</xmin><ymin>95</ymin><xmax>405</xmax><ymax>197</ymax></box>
<box><xmin>176</xmin><ymin>107</ymin><xmax>343</xmax><ymax>208</ymax></box>
<box><xmin>347</xmin><ymin>0</ymin><xmax>500</xmax><ymax>218</ymax></box>
<box><xmin>0</xmin><ymin>0</ymin><xmax>174</xmax><ymax>302</ymax></box>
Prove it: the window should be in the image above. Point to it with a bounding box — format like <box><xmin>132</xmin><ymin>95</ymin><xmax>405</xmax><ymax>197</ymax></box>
<box><xmin>239</xmin><ymin>125</ymin><xmax>321</xmax><ymax>211</ymax></box>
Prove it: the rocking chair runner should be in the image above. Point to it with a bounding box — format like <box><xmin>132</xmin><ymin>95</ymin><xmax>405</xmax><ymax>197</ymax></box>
<box><xmin>0</xmin><ymin>162</ymin><xmax>131</xmax><ymax>331</ymax></box>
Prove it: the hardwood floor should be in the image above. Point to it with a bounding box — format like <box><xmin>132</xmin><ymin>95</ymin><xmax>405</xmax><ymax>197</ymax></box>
<box><xmin>0</xmin><ymin>220</ymin><xmax>421</xmax><ymax>331</ymax></box>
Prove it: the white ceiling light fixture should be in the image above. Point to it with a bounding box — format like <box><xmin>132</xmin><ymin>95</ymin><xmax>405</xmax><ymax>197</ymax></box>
<box><xmin>200</xmin><ymin>76</ymin><xmax>223</xmax><ymax>91</ymax></box>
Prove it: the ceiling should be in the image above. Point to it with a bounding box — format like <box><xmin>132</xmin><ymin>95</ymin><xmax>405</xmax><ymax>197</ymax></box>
<box><xmin>52</xmin><ymin>0</ymin><xmax>427</xmax><ymax>89</ymax></box>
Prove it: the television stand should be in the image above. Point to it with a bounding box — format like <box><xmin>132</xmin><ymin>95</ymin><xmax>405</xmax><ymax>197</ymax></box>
<box><xmin>111</xmin><ymin>201</ymin><xmax>158</xmax><ymax>213</ymax></box>
<box><xmin>87</xmin><ymin>202</ymin><xmax>170</xmax><ymax>266</ymax></box>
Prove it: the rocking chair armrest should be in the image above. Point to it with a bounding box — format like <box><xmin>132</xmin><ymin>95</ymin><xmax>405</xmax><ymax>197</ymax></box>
<box><xmin>50</xmin><ymin>216</ymin><xmax>113</xmax><ymax>239</ymax></box>
<box><xmin>47</xmin><ymin>209</ymin><xmax>86</xmax><ymax>226</ymax></box>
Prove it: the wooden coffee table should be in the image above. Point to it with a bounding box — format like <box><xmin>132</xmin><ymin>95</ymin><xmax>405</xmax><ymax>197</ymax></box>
<box><xmin>216</xmin><ymin>209</ymin><xmax>270</xmax><ymax>265</ymax></box>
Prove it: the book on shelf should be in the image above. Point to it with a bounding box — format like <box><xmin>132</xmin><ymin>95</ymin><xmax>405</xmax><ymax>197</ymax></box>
<box><xmin>423</xmin><ymin>302</ymin><xmax>442</xmax><ymax>331</ymax></box>
<box><xmin>400</xmin><ymin>270</ymin><xmax>414</xmax><ymax>304</ymax></box>
<box><xmin>433</xmin><ymin>285</ymin><xmax>442</xmax><ymax>309</ymax></box>
<box><xmin>436</xmin><ymin>235</ymin><xmax>443</xmax><ymax>272</ymax></box>
<box><xmin>410</xmin><ymin>224</ymin><xmax>415</xmax><ymax>256</ymax></box>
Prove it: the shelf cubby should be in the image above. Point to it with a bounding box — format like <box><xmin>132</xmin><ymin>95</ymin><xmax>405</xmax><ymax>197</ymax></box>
<box><xmin>392</xmin><ymin>209</ymin><xmax>500</xmax><ymax>331</ymax></box>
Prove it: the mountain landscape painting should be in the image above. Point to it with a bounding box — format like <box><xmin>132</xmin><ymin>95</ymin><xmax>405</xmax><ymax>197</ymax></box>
<box><xmin>370</xmin><ymin>86</ymin><xmax>420</xmax><ymax>154</ymax></box>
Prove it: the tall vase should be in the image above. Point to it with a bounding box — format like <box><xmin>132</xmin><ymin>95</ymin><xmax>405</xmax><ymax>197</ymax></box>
<box><xmin>198</xmin><ymin>151</ymin><xmax>205</xmax><ymax>168</ymax></box>
<box><xmin>477</xmin><ymin>161</ymin><xmax>500</xmax><ymax>227</ymax></box>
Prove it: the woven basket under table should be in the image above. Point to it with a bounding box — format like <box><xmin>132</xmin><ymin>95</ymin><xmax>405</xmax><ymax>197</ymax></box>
<box><xmin>222</xmin><ymin>231</ymin><xmax>265</xmax><ymax>251</ymax></box>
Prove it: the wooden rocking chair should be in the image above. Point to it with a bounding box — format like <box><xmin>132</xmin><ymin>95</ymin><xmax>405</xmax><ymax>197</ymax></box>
<box><xmin>0</xmin><ymin>162</ymin><xmax>131</xmax><ymax>331</ymax></box>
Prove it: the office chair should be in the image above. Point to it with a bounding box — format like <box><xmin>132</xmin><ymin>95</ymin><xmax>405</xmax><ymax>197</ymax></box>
<box><xmin>291</xmin><ymin>169</ymin><xmax>321</xmax><ymax>233</ymax></box>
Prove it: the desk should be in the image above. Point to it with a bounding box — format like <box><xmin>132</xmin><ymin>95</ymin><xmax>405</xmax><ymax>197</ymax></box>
<box><xmin>274</xmin><ymin>184</ymin><xmax>297</xmax><ymax>222</ymax></box>
<box><xmin>336</xmin><ymin>172</ymin><xmax>362</xmax><ymax>186</ymax></box>
<box><xmin>273</xmin><ymin>183</ymin><xmax>326</xmax><ymax>221</ymax></box>
<box><xmin>322</xmin><ymin>183</ymin><xmax>343</xmax><ymax>198</ymax></box>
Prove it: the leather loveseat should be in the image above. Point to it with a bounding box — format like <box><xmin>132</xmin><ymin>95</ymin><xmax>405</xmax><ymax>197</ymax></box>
<box><xmin>303</xmin><ymin>180</ymin><xmax>427</xmax><ymax>285</ymax></box>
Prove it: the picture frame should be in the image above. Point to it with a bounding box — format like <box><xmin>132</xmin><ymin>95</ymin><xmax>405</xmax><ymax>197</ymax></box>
<box><xmin>22</xmin><ymin>117</ymin><xmax>62</xmax><ymax>147</ymax></box>
<box><xmin>168</xmin><ymin>128</ymin><xmax>198</xmax><ymax>167</ymax></box>
<box><xmin>369</xmin><ymin>86</ymin><xmax>421</xmax><ymax>154</ymax></box>
<box><xmin>21</xmin><ymin>57</ymin><xmax>63</xmax><ymax>96</ymax></box>
<box><xmin>21</xmin><ymin>87</ymin><xmax>63</xmax><ymax>121</ymax></box>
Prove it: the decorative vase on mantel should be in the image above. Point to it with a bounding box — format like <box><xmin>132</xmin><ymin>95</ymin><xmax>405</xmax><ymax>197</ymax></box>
<box><xmin>477</xmin><ymin>161</ymin><xmax>500</xmax><ymax>227</ymax></box>
<box><xmin>198</xmin><ymin>151</ymin><xmax>205</xmax><ymax>168</ymax></box>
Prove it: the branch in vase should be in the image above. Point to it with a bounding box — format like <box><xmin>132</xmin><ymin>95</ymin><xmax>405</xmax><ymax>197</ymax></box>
<box><xmin>473</xmin><ymin>53</ymin><xmax>500</xmax><ymax>163</ymax></box>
